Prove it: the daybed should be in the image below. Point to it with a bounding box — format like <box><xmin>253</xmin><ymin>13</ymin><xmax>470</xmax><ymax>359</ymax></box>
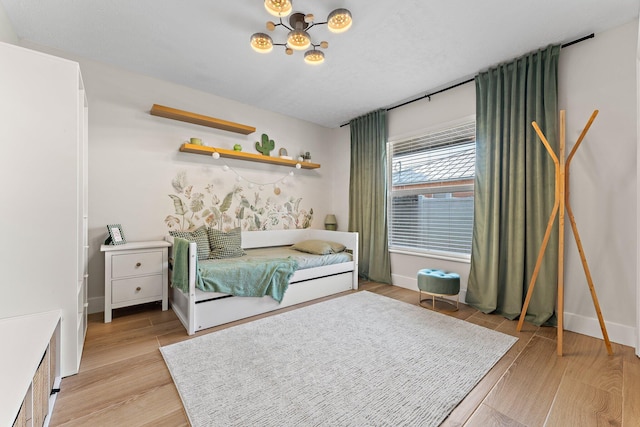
<box><xmin>165</xmin><ymin>229</ymin><xmax>359</xmax><ymax>335</ymax></box>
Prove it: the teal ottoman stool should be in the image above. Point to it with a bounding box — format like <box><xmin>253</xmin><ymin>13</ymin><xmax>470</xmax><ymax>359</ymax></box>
<box><xmin>417</xmin><ymin>269</ymin><xmax>460</xmax><ymax>311</ymax></box>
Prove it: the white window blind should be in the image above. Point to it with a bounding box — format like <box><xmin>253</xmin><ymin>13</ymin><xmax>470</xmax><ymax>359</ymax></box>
<box><xmin>388</xmin><ymin>120</ymin><xmax>476</xmax><ymax>257</ymax></box>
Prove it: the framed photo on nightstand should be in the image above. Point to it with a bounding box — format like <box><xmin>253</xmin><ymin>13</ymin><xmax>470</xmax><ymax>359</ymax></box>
<box><xmin>106</xmin><ymin>224</ymin><xmax>126</xmax><ymax>245</ymax></box>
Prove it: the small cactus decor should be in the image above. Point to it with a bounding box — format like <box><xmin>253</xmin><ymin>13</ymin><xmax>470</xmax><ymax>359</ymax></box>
<box><xmin>256</xmin><ymin>133</ymin><xmax>276</xmax><ymax>156</ymax></box>
<box><xmin>255</xmin><ymin>133</ymin><xmax>275</xmax><ymax>156</ymax></box>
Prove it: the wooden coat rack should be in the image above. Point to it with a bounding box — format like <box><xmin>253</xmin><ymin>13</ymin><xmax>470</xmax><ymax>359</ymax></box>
<box><xmin>516</xmin><ymin>110</ymin><xmax>613</xmax><ymax>356</ymax></box>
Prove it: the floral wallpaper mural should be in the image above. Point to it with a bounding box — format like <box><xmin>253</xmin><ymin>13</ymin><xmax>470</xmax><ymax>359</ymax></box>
<box><xmin>165</xmin><ymin>171</ymin><xmax>314</xmax><ymax>232</ymax></box>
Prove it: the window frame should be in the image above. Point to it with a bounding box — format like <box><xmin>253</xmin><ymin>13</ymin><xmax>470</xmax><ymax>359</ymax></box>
<box><xmin>387</xmin><ymin>116</ymin><xmax>476</xmax><ymax>262</ymax></box>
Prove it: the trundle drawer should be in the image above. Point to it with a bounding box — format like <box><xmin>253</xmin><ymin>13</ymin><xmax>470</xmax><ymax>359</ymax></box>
<box><xmin>112</xmin><ymin>275</ymin><xmax>163</xmax><ymax>304</ymax></box>
<box><xmin>111</xmin><ymin>250</ymin><xmax>163</xmax><ymax>278</ymax></box>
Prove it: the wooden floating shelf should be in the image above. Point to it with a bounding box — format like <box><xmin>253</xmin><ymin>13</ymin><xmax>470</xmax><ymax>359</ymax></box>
<box><xmin>150</xmin><ymin>104</ymin><xmax>256</xmax><ymax>135</ymax></box>
<box><xmin>179</xmin><ymin>143</ymin><xmax>321</xmax><ymax>169</ymax></box>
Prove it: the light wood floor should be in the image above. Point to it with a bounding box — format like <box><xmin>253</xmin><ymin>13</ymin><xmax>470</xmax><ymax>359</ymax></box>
<box><xmin>50</xmin><ymin>282</ymin><xmax>640</xmax><ymax>426</ymax></box>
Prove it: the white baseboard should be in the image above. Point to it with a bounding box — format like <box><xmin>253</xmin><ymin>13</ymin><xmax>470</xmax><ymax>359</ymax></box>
<box><xmin>88</xmin><ymin>296</ymin><xmax>104</xmax><ymax>315</ymax></box>
<box><xmin>391</xmin><ymin>273</ymin><xmax>636</xmax><ymax>348</ymax></box>
<box><xmin>563</xmin><ymin>312</ymin><xmax>636</xmax><ymax>348</ymax></box>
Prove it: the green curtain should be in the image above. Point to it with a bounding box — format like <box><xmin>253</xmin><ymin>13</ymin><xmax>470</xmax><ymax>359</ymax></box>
<box><xmin>349</xmin><ymin>109</ymin><xmax>392</xmax><ymax>284</ymax></box>
<box><xmin>467</xmin><ymin>45</ymin><xmax>560</xmax><ymax>326</ymax></box>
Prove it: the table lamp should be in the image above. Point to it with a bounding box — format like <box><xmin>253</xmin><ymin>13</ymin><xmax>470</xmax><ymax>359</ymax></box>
<box><xmin>324</xmin><ymin>214</ymin><xmax>337</xmax><ymax>231</ymax></box>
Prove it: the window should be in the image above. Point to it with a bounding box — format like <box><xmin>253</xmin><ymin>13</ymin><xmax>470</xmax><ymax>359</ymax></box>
<box><xmin>388</xmin><ymin>119</ymin><xmax>475</xmax><ymax>258</ymax></box>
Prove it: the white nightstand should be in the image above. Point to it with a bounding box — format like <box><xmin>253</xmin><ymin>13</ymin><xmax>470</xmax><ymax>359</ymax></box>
<box><xmin>100</xmin><ymin>240</ymin><xmax>171</xmax><ymax>323</ymax></box>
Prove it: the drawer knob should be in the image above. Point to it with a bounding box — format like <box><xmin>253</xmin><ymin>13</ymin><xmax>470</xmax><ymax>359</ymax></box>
<box><xmin>135</xmin><ymin>262</ymin><xmax>142</xmax><ymax>267</ymax></box>
<box><xmin>136</xmin><ymin>287</ymin><xmax>142</xmax><ymax>292</ymax></box>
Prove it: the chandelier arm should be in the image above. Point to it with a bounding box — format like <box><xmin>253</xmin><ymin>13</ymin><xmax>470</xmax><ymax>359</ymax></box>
<box><xmin>307</xmin><ymin>21</ymin><xmax>328</xmax><ymax>29</ymax></box>
<box><xmin>280</xmin><ymin>22</ymin><xmax>294</xmax><ymax>31</ymax></box>
<box><xmin>272</xmin><ymin>16</ymin><xmax>293</xmax><ymax>31</ymax></box>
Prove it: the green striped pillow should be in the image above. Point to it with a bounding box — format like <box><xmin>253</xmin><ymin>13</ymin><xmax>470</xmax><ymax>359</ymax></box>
<box><xmin>169</xmin><ymin>226</ymin><xmax>210</xmax><ymax>261</ymax></box>
<box><xmin>207</xmin><ymin>227</ymin><xmax>246</xmax><ymax>259</ymax></box>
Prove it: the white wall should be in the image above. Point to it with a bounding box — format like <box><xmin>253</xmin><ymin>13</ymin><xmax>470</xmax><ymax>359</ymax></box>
<box><xmin>636</xmin><ymin>16</ymin><xmax>640</xmax><ymax>356</ymax></box>
<box><xmin>0</xmin><ymin>1</ymin><xmax>17</xmax><ymax>44</ymax></box>
<box><xmin>381</xmin><ymin>20</ymin><xmax>638</xmax><ymax>346</ymax></box>
<box><xmin>329</xmin><ymin>124</ymin><xmax>351</xmax><ymax>231</ymax></box>
<box><xmin>22</xmin><ymin>43</ymin><xmax>339</xmax><ymax>314</ymax></box>
<box><xmin>559</xmin><ymin>20</ymin><xmax>638</xmax><ymax>346</ymax></box>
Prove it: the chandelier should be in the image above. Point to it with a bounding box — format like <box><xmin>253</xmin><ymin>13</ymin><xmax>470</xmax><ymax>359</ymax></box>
<box><xmin>250</xmin><ymin>0</ymin><xmax>353</xmax><ymax>65</ymax></box>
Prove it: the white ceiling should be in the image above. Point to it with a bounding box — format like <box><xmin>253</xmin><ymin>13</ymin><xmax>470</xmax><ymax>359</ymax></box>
<box><xmin>2</xmin><ymin>0</ymin><xmax>639</xmax><ymax>128</ymax></box>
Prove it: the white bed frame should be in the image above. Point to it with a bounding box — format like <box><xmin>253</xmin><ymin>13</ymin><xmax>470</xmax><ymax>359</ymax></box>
<box><xmin>165</xmin><ymin>229</ymin><xmax>359</xmax><ymax>335</ymax></box>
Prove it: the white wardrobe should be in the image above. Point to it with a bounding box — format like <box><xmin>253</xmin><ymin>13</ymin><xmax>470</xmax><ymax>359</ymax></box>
<box><xmin>0</xmin><ymin>42</ymin><xmax>88</xmax><ymax>377</ymax></box>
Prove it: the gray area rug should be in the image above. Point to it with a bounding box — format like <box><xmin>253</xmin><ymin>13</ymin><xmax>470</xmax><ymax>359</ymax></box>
<box><xmin>161</xmin><ymin>291</ymin><xmax>517</xmax><ymax>427</ymax></box>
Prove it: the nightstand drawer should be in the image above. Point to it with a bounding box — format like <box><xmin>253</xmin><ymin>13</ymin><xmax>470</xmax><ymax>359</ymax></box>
<box><xmin>112</xmin><ymin>275</ymin><xmax>162</xmax><ymax>304</ymax></box>
<box><xmin>111</xmin><ymin>251</ymin><xmax>163</xmax><ymax>278</ymax></box>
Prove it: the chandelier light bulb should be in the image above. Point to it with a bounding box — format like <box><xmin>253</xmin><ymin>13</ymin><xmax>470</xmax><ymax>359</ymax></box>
<box><xmin>264</xmin><ymin>0</ymin><xmax>292</xmax><ymax>17</ymax></box>
<box><xmin>304</xmin><ymin>49</ymin><xmax>325</xmax><ymax>65</ymax></box>
<box><xmin>250</xmin><ymin>33</ymin><xmax>273</xmax><ymax>53</ymax></box>
<box><xmin>266</xmin><ymin>21</ymin><xmax>276</xmax><ymax>31</ymax></box>
<box><xmin>304</xmin><ymin>14</ymin><xmax>314</xmax><ymax>23</ymax></box>
<box><xmin>285</xmin><ymin>47</ymin><xmax>293</xmax><ymax>55</ymax></box>
<box><xmin>287</xmin><ymin>29</ymin><xmax>311</xmax><ymax>50</ymax></box>
<box><xmin>327</xmin><ymin>8</ymin><xmax>352</xmax><ymax>33</ymax></box>
<box><xmin>212</xmin><ymin>152</ymin><xmax>220</xmax><ymax>159</ymax></box>
<box><xmin>320</xmin><ymin>41</ymin><xmax>329</xmax><ymax>49</ymax></box>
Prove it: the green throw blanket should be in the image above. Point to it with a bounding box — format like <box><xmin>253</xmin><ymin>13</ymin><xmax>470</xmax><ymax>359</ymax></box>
<box><xmin>171</xmin><ymin>237</ymin><xmax>298</xmax><ymax>302</ymax></box>
<box><xmin>197</xmin><ymin>257</ymin><xmax>298</xmax><ymax>303</ymax></box>
<box><xmin>171</xmin><ymin>237</ymin><xmax>192</xmax><ymax>293</ymax></box>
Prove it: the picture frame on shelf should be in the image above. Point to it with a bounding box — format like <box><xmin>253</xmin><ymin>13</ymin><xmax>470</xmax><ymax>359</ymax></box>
<box><xmin>279</xmin><ymin>147</ymin><xmax>292</xmax><ymax>160</ymax></box>
<box><xmin>105</xmin><ymin>224</ymin><xmax>126</xmax><ymax>245</ymax></box>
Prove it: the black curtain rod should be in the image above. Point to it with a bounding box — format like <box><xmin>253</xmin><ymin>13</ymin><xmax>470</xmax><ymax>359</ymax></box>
<box><xmin>387</xmin><ymin>78</ymin><xmax>473</xmax><ymax>112</ymax></box>
<box><xmin>560</xmin><ymin>33</ymin><xmax>594</xmax><ymax>49</ymax></box>
<box><xmin>339</xmin><ymin>33</ymin><xmax>595</xmax><ymax>127</ymax></box>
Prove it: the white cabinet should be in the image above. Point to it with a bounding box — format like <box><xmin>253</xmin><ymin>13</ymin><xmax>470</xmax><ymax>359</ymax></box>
<box><xmin>101</xmin><ymin>241</ymin><xmax>171</xmax><ymax>322</ymax></box>
<box><xmin>1</xmin><ymin>310</ymin><xmax>61</xmax><ymax>427</ymax></box>
<box><xmin>0</xmin><ymin>42</ymin><xmax>88</xmax><ymax>377</ymax></box>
